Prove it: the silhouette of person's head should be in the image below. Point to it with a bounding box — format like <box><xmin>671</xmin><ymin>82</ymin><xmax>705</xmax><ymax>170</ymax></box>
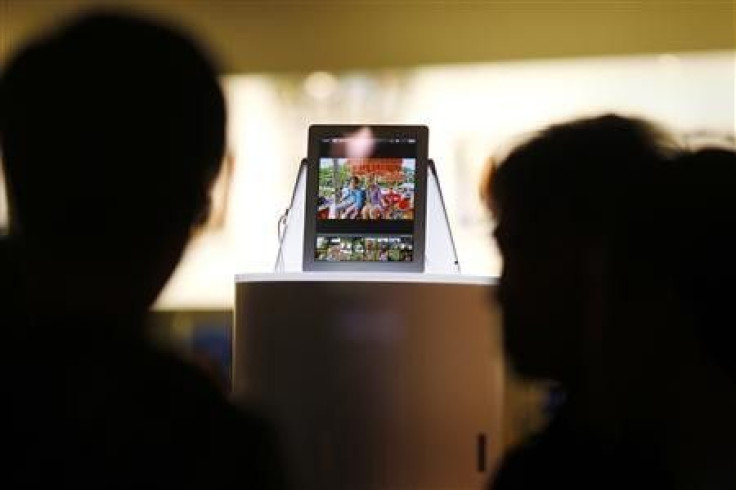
<box><xmin>658</xmin><ymin>148</ymin><xmax>736</xmax><ymax>383</ymax></box>
<box><xmin>487</xmin><ymin>116</ymin><xmax>736</xmax><ymax>490</ymax></box>
<box><xmin>486</xmin><ymin>114</ymin><xmax>679</xmax><ymax>386</ymax></box>
<box><xmin>1</xmin><ymin>11</ymin><xmax>225</xmax><ymax>318</ymax></box>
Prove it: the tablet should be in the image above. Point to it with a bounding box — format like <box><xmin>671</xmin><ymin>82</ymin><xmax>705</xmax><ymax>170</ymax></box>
<box><xmin>303</xmin><ymin>125</ymin><xmax>428</xmax><ymax>272</ymax></box>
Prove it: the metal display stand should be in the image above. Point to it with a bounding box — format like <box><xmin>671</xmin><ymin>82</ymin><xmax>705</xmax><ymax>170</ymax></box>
<box><xmin>274</xmin><ymin>159</ymin><xmax>460</xmax><ymax>273</ymax></box>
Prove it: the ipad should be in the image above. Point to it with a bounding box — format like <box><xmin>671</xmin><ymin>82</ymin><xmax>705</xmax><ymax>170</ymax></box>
<box><xmin>303</xmin><ymin>125</ymin><xmax>428</xmax><ymax>272</ymax></box>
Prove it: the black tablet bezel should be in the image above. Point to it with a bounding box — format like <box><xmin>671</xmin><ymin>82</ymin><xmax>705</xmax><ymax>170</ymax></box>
<box><xmin>303</xmin><ymin>125</ymin><xmax>428</xmax><ymax>272</ymax></box>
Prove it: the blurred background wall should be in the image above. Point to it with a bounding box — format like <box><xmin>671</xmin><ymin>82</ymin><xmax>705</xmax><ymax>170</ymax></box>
<box><xmin>3</xmin><ymin>0</ymin><xmax>734</xmax><ymax>72</ymax></box>
<box><xmin>2</xmin><ymin>0</ymin><xmax>733</xmax><ymax>309</ymax></box>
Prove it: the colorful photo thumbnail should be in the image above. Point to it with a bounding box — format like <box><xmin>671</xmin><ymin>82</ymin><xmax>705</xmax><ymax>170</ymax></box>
<box><xmin>315</xmin><ymin>235</ymin><xmax>414</xmax><ymax>262</ymax></box>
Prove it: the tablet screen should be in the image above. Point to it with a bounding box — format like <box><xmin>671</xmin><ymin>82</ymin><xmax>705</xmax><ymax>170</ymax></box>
<box><xmin>304</xmin><ymin>125</ymin><xmax>427</xmax><ymax>271</ymax></box>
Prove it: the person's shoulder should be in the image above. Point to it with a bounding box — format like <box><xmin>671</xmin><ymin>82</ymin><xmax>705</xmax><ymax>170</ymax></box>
<box><xmin>0</xmin><ymin>237</ymin><xmax>29</xmax><ymax>328</ymax></box>
<box><xmin>490</xmin><ymin>408</ymin><xmax>671</xmax><ymax>490</ymax></box>
<box><xmin>134</xmin><ymin>344</ymin><xmax>231</xmax><ymax>405</ymax></box>
<box><xmin>0</xmin><ymin>237</ymin><xmax>19</xmax><ymax>283</ymax></box>
<box><xmin>0</xmin><ymin>237</ymin><xmax>14</xmax><ymax>298</ymax></box>
<box><xmin>135</xmin><ymin>345</ymin><xmax>277</xmax><ymax>433</ymax></box>
<box><xmin>126</xmin><ymin>345</ymin><xmax>288</xmax><ymax>487</ymax></box>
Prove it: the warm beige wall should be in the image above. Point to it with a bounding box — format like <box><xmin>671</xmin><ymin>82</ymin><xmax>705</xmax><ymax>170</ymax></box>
<box><xmin>2</xmin><ymin>0</ymin><xmax>734</xmax><ymax>73</ymax></box>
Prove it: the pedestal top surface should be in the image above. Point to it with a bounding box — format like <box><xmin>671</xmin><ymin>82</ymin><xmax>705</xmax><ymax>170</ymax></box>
<box><xmin>236</xmin><ymin>272</ymin><xmax>495</xmax><ymax>285</ymax></box>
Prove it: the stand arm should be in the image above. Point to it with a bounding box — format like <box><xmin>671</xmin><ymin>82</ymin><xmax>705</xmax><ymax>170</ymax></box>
<box><xmin>274</xmin><ymin>158</ymin><xmax>308</xmax><ymax>272</ymax></box>
<box><xmin>428</xmin><ymin>159</ymin><xmax>461</xmax><ymax>273</ymax></box>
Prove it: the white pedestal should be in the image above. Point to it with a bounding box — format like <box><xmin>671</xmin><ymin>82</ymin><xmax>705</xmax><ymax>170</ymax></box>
<box><xmin>233</xmin><ymin>273</ymin><xmax>504</xmax><ymax>489</ymax></box>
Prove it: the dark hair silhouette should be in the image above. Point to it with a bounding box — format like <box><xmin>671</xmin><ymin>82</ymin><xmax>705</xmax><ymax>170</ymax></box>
<box><xmin>1</xmin><ymin>11</ymin><xmax>285</xmax><ymax>489</ymax></box>
<box><xmin>486</xmin><ymin>114</ymin><xmax>678</xmax><ymax>384</ymax></box>
<box><xmin>488</xmin><ymin>114</ymin><xmax>676</xmax><ymax>240</ymax></box>
<box><xmin>1</xmin><ymin>11</ymin><xmax>225</xmax><ymax>315</ymax></box>
<box><xmin>654</xmin><ymin>148</ymin><xmax>736</xmax><ymax>381</ymax></box>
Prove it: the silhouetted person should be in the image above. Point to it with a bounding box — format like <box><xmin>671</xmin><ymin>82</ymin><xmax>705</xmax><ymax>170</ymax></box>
<box><xmin>485</xmin><ymin>115</ymin><xmax>736</xmax><ymax>489</ymax></box>
<box><xmin>1</xmin><ymin>12</ymin><xmax>284</xmax><ymax>489</ymax></box>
